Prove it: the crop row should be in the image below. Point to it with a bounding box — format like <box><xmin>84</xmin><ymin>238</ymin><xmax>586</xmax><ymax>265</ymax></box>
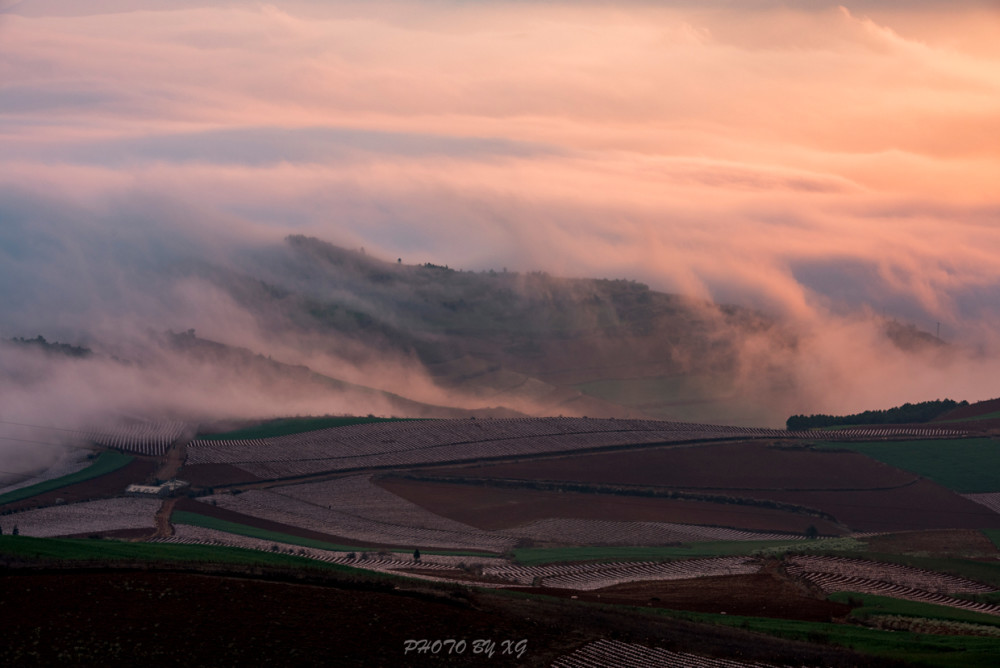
<box><xmin>157</xmin><ymin>525</ymin><xmax>512</xmax><ymax>586</ymax></box>
<box><xmin>503</xmin><ymin>518</ymin><xmax>803</xmax><ymax>547</ymax></box>
<box><xmin>791</xmin><ymin>571</ymin><xmax>1000</xmax><ymax>617</ymax></box>
<box><xmin>75</xmin><ymin>420</ymin><xmax>188</xmax><ymax>456</ymax></box>
<box><xmin>535</xmin><ymin>556</ymin><xmax>760</xmax><ymax>590</ymax></box>
<box><xmin>551</xmin><ymin>639</ymin><xmax>787</xmax><ymax>668</ymax></box>
<box><xmin>188</xmin><ymin>418</ymin><xmax>792</xmax><ymax>476</ymax></box>
<box><xmin>187</xmin><ymin>417</ymin><xmax>966</xmax><ymax>478</ymax></box>
<box><xmin>484</xmin><ymin>556</ymin><xmax>761</xmax><ymax>589</ymax></box>
<box><xmin>0</xmin><ymin>497</ymin><xmax>160</xmax><ymax>537</ymax></box>
<box><xmin>785</xmin><ymin>555</ymin><xmax>995</xmax><ymax>594</ymax></box>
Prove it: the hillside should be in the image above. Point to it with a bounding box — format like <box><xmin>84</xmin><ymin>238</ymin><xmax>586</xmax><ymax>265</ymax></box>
<box><xmin>169</xmin><ymin>235</ymin><xmax>944</xmax><ymax>426</ymax></box>
<box><xmin>2</xmin><ymin>235</ymin><xmax>957</xmax><ymax>430</ymax></box>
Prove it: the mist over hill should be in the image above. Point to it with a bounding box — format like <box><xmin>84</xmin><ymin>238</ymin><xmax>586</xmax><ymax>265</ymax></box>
<box><xmin>1</xmin><ymin>232</ymin><xmax>979</xmax><ymax>446</ymax></box>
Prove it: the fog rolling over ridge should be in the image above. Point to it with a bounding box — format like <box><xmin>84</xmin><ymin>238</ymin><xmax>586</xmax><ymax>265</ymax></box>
<box><xmin>1</xmin><ymin>228</ymin><xmax>996</xmax><ymax>451</ymax></box>
<box><xmin>3</xmin><ymin>2</ymin><xmax>1000</xmax><ymax>476</ymax></box>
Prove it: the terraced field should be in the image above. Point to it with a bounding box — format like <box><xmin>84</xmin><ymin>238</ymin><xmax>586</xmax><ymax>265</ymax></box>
<box><xmin>8</xmin><ymin>415</ymin><xmax>1000</xmax><ymax>667</ymax></box>
<box><xmin>185</xmin><ymin>417</ymin><xmax>962</xmax><ymax>481</ymax></box>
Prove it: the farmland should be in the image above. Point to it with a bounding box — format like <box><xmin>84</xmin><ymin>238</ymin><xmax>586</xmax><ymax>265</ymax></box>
<box><xmin>4</xmin><ymin>414</ymin><xmax>1000</xmax><ymax>665</ymax></box>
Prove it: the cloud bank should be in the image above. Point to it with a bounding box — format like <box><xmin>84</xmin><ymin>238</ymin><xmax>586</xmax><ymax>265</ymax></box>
<box><xmin>2</xmin><ymin>1</ymin><xmax>1000</xmax><ymax>452</ymax></box>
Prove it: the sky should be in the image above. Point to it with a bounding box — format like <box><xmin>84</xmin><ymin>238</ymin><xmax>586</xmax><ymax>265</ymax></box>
<box><xmin>2</xmin><ymin>0</ymin><xmax>1000</xmax><ymax>434</ymax></box>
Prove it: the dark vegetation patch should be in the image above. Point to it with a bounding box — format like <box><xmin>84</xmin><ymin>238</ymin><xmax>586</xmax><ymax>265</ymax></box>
<box><xmin>787</xmin><ymin>399</ymin><xmax>966</xmax><ymax>430</ymax></box>
<box><xmin>0</xmin><ymin>566</ymin><xmax>889</xmax><ymax>667</ymax></box>
<box><xmin>4</xmin><ymin>334</ymin><xmax>92</xmax><ymax>358</ymax></box>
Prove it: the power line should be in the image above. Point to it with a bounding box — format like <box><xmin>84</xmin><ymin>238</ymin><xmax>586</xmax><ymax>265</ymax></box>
<box><xmin>0</xmin><ymin>418</ymin><xmax>88</xmax><ymax>434</ymax></box>
<box><xmin>0</xmin><ymin>434</ymin><xmax>97</xmax><ymax>451</ymax></box>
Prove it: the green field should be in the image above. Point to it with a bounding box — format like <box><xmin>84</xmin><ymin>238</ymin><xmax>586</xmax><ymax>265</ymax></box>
<box><xmin>0</xmin><ymin>534</ymin><xmax>356</xmax><ymax>571</ymax></box>
<box><xmin>198</xmin><ymin>415</ymin><xmax>419</xmax><ymax>441</ymax></box>
<box><xmin>661</xmin><ymin>607</ymin><xmax>1000</xmax><ymax>668</ymax></box>
<box><xmin>172</xmin><ymin>510</ymin><xmax>495</xmax><ymax>558</ymax></box>
<box><xmin>0</xmin><ymin>451</ymin><xmax>134</xmax><ymax>506</ymax></box>
<box><xmin>829</xmin><ymin>591</ymin><xmax>1000</xmax><ymax>629</ymax></box>
<box><xmin>816</xmin><ymin>438</ymin><xmax>1000</xmax><ymax>493</ymax></box>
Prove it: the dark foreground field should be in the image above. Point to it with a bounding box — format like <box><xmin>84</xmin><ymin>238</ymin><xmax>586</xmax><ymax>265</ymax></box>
<box><xmin>0</xmin><ymin>563</ymin><xmax>890</xmax><ymax>668</ymax></box>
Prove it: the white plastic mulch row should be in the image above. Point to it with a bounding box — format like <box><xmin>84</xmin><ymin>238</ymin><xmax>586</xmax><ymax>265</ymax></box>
<box><xmin>0</xmin><ymin>497</ymin><xmax>160</xmax><ymax>537</ymax></box>
<box><xmin>550</xmin><ymin>638</ymin><xmax>814</xmax><ymax>668</ymax></box>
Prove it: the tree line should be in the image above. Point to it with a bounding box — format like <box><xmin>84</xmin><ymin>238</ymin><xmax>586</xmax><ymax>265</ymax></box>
<box><xmin>786</xmin><ymin>399</ymin><xmax>967</xmax><ymax>430</ymax></box>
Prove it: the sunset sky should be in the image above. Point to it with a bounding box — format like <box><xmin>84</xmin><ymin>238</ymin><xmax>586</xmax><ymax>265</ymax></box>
<box><xmin>2</xmin><ymin>0</ymin><xmax>999</xmax><ymax>342</ymax></box>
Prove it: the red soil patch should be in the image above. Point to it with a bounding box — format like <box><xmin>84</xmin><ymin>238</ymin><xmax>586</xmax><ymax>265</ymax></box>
<box><xmin>863</xmin><ymin>529</ymin><xmax>1000</xmax><ymax>558</ymax></box>
<box><xmin>411</xmin><ymin>441</ymin><xmax>1000</xmax><ymax>533</ymax></box>
<box><xmin>0</xmin><ymin>459</ymin><xmax>157</xmax><ymax>513</ymax></box>
<box><xmin>431</xmin><ymin>441</ymin><xmax>916</xmax><ymax>491</ymax></box>
<box><xmin>739</xmin><ymin>481</ymin><xmax>1000</xmax><ymax>532</ymax></box>
<box><xmin>524</xmin><ymin>572</ymin><xmax>851</xmax><ymax>623</ymax></box>
<box><xmin>181</xmin><ymin>463</ymin><xmax>262</xmax><ymax>487</ymax></box>
<box><xmin>376</xmin><ymin>479</ymin><xmax>842</xmax><ymax>535</ymax></box>
<box><xmin>934</xmin><ymin>398</ymin><xmax>1000</xmax><ymax>422</ymax></box>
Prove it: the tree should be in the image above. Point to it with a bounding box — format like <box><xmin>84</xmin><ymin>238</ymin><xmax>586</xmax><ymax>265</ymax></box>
<box><xmin>12</xmin><ymin>524</ymin><xmax>19</xmax><ymax>536</ymax></box>
<box><xmin>804</xmin><ymin>524</ymin><xmax>819</xmax><ymax>539</ymax></box>
<box><xmin>413</xmin><ymin>548</ymin><xmax>421</xmax><ymax>562</ymax></box>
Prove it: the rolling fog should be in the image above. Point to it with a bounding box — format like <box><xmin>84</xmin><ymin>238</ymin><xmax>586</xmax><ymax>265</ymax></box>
<box><xmin>2</xmin><ymin>1</ymin><xmax>1000</xmax><ymax>476</ymax></box>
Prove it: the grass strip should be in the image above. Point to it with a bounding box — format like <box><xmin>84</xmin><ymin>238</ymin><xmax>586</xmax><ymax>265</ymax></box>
<box><xmin>652</xmin><ymin>607</ymin><xmax>1000</xmax><ymax>668</ymax></box>
<box><xmin>829</xmin><ymin>591</ymin><xmax>1000</xmax><ymax>628</ymax></box>
<box><xmin>0</xmin><ymin>451</ymin><xmax>133</xmax><ymax>506</ymax></box>
<box><xmin>815</xmin><ymin>438</ymin><xmax>1000</xmax><ymax>493</ymax></box>
<box><xmin>198</xmin><ymin>415</ymin><xmax>419</xmax><ymax>440</ymax></box>
<box><xmin>0</xmin><ymin>534</ymin><xmax>354</xmax><ymax>572</ymax></box>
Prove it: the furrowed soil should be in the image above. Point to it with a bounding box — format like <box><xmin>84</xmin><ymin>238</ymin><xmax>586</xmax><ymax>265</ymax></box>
<box><xmin>0</xmin><ymin>567</ymin><xmax>889</xmax><ymax>667</ymax></box>
<box><xmin>863</xmin><ymin>529</ymin><xmax>1000</xmax><ymax>558</ymax></box>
